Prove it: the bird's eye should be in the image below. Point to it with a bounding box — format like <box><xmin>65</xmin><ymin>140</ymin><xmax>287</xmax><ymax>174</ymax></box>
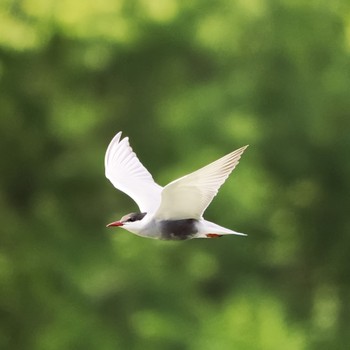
<box><xmin>127</xmin><ymin>217</ymin><xmax>135</xmax><ymax>222</ymax></box>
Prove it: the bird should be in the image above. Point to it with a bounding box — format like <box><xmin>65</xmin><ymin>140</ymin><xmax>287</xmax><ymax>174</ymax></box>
<box><xmin>105</xmin><ymin>131</ymin><xmax>248</xmax><ymax>240</ymax></box>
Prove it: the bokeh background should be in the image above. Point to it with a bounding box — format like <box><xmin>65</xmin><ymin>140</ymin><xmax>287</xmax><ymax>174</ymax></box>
<box><xmin>1</xmin><ymin>0</ymin><xmax>350</xmax><ymax>349</ymax></box>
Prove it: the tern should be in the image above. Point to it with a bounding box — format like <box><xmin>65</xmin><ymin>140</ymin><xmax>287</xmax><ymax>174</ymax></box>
<box><xmin>105</xmin><ymin>132</ymin><xmax>248</xmax><ymax>240</ymax></box>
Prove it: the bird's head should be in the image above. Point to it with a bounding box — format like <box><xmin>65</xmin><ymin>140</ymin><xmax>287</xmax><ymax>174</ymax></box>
<box><xmin>106</xmin><ymin>212</ymin><xmax>147</xmax><ymax>229</ymax></box>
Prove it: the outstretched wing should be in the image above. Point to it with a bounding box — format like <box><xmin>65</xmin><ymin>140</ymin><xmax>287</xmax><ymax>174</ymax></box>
<box><xmin>105</xmin><ymin>132</ymin><xmax>162</xmax><ymax>213</ymax></box>
<box><xmin>154</xmin><ymin>146</ymin><xmax>248</xmax><ymax>220</ymax></box>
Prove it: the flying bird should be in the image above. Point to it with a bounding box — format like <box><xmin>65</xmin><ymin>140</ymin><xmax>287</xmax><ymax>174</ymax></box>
<box><xmin>105</xmin><ymin>132</ymin><xmax>248</xmax><ymax>240</ymax></box>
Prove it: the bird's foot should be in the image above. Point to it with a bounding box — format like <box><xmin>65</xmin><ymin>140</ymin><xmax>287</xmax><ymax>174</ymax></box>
<box><xmin>206</xmin><ymin>234</ymin><xmax>223</xmax><ymax>238</ymax></box>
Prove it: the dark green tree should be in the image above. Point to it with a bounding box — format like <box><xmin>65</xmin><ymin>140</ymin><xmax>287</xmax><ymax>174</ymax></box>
<box><xmin>1</xmin><ymin>1</ymin><xmax>350</xmax><ymax>349</ymax></box>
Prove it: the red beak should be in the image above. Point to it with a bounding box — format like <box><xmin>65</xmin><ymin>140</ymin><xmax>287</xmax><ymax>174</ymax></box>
<box><xmin>106</xmin><ymin>221</ymin><xmax>123</xmax><ymax>227</ymax></box>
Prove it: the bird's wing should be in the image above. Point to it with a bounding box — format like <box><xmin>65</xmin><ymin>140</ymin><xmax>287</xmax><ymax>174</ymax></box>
<box><xmin>154</xmin><ymin>146</ymin><xmax>248</xmax><ymax>220</ymax></box>
<box><xmin>105</xmin><ymin>132</ymin><xmax>162</xmax><ymax>213</ymax></box>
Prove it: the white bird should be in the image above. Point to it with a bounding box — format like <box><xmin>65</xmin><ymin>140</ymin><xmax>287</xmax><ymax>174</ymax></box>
<box><xmin>105</xmin><ymin>132</ymin><xmax>248</xmax><ymax>240</ymax></box>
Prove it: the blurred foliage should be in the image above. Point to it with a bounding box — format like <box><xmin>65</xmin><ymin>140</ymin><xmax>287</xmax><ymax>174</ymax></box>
<box><xmin>1</xmin><ymin>0</ymin><xmax>350</xmax><ymax>349</ymax></box>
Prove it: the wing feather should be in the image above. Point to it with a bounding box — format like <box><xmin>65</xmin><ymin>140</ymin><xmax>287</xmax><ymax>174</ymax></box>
<box><xmin>105</xmin><ymin>132</ymin><xmax>162</xmax><ymax>213</ymax></box>
<box><xmin>154</xmin><ymin>146</ymin><xmax>248</xmax><ymax>220</ymax></box>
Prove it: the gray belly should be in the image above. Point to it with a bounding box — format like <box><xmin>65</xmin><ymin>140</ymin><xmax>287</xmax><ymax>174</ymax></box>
<box><xmin>160</xmin><ymin>219</ymin><xmax>198</xmax><ymax>240</ymax></box>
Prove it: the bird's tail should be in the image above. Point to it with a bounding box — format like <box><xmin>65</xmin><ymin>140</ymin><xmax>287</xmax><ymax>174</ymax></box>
<box><xmin>198</xmin><ymin>220</ymin><xmax>246</xmax><ymax>238</ymax></box>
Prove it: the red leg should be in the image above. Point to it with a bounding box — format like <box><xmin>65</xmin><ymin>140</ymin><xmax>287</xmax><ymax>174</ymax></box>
<box><xmin>206</xmin><ymin>233</ymin><xmax>223</xmax><ymax>238</ymax></box>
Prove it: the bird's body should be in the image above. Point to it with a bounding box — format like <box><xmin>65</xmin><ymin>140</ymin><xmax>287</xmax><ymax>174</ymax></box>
<box><xmin>105</xmin><ymin>132</ymin><xmax>248</xmax><ymax>240</ymax></box>
<box><xmin>124</xmin><ymin>216</ymin><xmax>199</xmax><ymax>240</ymax></box>
<box><xmin>124</xmin><ymin>217</ymin><xmax>236</xmax><ymax>240</ymax></box>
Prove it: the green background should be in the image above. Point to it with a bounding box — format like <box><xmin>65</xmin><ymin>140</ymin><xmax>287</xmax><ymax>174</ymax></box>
<box><xmin>1</xmin><ymin>0</ymin><xmax>350</xmax><ymax>349</ymax></box>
